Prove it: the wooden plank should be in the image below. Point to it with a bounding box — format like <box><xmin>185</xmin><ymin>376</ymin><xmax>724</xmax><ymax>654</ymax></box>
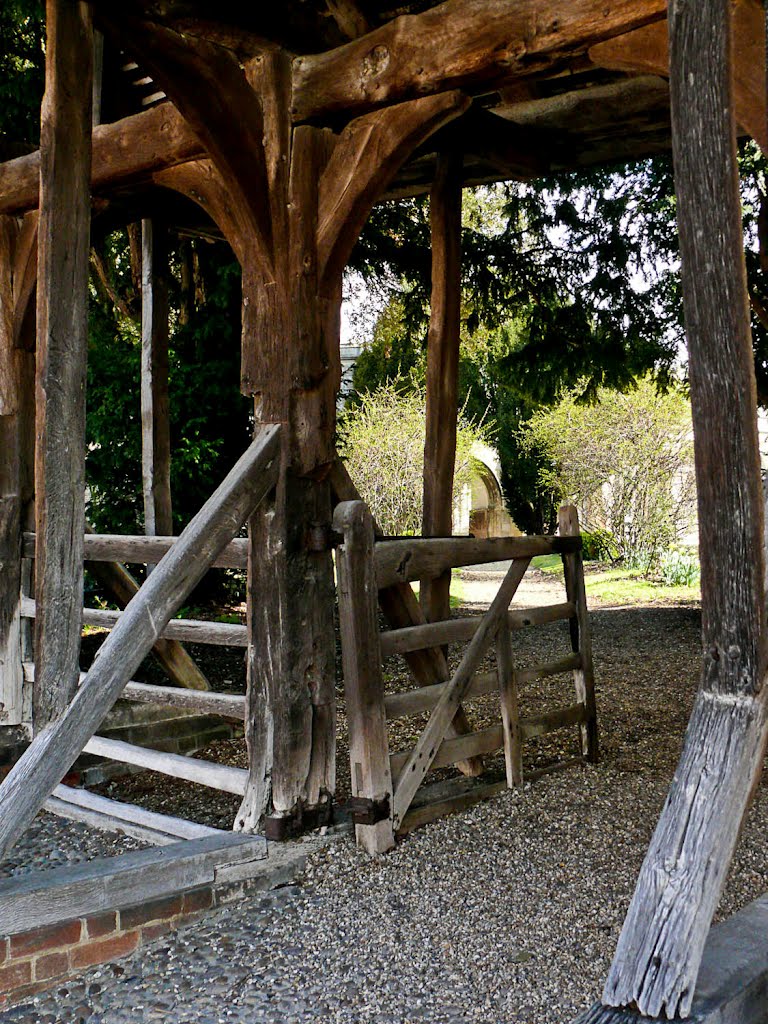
<box><xmin>23</xmin><ymin>532</ymin><xmax>248</xmax><ymax>569</ymax></box>
<box><xmin>0</xmin><ymin>833</ymin><xmax>266</xmax><ymax>936</ymax></box>
<box><xmin>333</xmin><ymin>501</ymin><xmax>394</xmax><ymax>854</ymax></box>
<box><xmin>20</xmin><ymin>597</ymin><xmax>247</xmax><ymax>647</ymax></box>
<box><xmin>379</xmin><ymin>602</ymin><xmax>576</xmax><ymax>657</ymax></box>
<box><xmin>0</xmin><ymin>103</ymin><xmax>203</xmax><ymax>216</ymax></box>
<box><xmin>122</xmin><ymin>681</ymin><xmax>246</xmax><ymax>719</ymax></box>
<box><xmin>383</xmin><ymin>657</ymin><xmax>581</xmax><ymax>720</ymax></box>
<box><xmin>0</xmin><ymin>218</ymin><xmax>23</xmax><ymax>726</ymax></box>
<box><xmin>397</xmin><ymin>777</ymin><xmax>508</xmax><ymax>834</ymax></box>
<box><xmin>518</xmin><ymin>653</ymin><xmax>583</xmax><ymax>684</ymax></box>
<box><xmin>22</xmin><ymin>661</ymin><xmax>245</xmax><ymax>720</ymax></box>
<box><xmin>421</xmin><ymin>150</ymin><xmax>463</xmax><ymax>625</ymax></box>
<box><xmin>291</xmin><ymin>0</ymin><xmax>667</xmax><ymax>123</ymax></box>
<box><xmin>83</xmin><ymin>735</ymin><xmax>248</xmax><ymax>796</ymax></box>
<box><xmin>391</xmin><ymin>723</ymin><xmax>503</xmax><ymax>781</ymax></box>
<box><xmin>384</xmin><ymin>670</ymin><xmax>498</xmax><ymax>719</ymax></box>
<box><xmin>558</xmin><ymin>506</ymin><xmax>599</xmax><ymax>761</ymax></box>
<box><xmin>329</xmin><ymin>458</ymin><xmax>483</xmax><ymax>777</ymax></box>
<box><xmin>375</xmin><ymin>535</ymin><xmax>576</xmax><ymax>588</ymax></box>
<box><xmin>0</xmin><ymin>425</ymin><xmax>280</xmax><ymax>857</ymax></box>
<box><xmin>84</xmin><ymin>535</ymin><xmax>211</xmax><ymax>691</ymax></box>
<box><xmin>392</xmin><ymin>557</ymin><xmax>530</xmax><ymax>828</ymax></box>
<box><xmin>45</xmin><ymin>784</ymin><xmax>223</xmax><ymax>845</ymax></box>
<box><xmin>520</xmin><ymin>703</ymin><xmax>588</xmax><ymax>740</ymax></box>
<box><xmin>602</xmin><ymin>1</ymin><xmax>768</xmax><ymax>1018</ymax></box>
<box><xmin>33</xmin><ymin>0</ymin><xmax>93</xmax><ymax>727</ymax></box>
<box><xmin>141</xmin><ymin>218</ymin><xmax>173</xmax><ymax>546</ymax></box>
<box><xmin>496</xmin><ymin>617</ymin><xmax>522</xmax><ymax>787</ymax></box>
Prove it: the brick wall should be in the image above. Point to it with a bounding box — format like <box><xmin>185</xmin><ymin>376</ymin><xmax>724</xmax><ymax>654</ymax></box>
<box><xmin>0</xmin><ymin>885</ymin><xmax>215</xmax><ymax>1009</ymax></box>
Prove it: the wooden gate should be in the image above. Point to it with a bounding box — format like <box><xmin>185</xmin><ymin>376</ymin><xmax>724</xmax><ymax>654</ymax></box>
<box><xmin>334</xmin><ymin>500</ymin><xmax>598</xmax><ymax>855</ymax></box>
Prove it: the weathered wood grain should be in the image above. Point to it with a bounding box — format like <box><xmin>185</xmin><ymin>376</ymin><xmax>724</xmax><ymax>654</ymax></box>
<box><xmin>84</xmin><ymin>735</ymin><xmax>248</xmax><ymax>795</ymax></box>
<box><xmin>33</xmin><ymin>0</ymin><xmax>93</xmax><ymax>727</ymax></box>
<box><xmin>602</xmin><ymin>1</ymin><xmax>768</xmax><ymax>1016</ymax></box>
<box><xmin>391</xmin><ymin>723</ymin><xmax>503</xmax><ymax>782</ymax></box>
<box><xmin>421</xmin><ymin>150</ymin><xmax>463</xmax><ymax>625</ymax></box>
<box><xmin>392</xmin><ymin>557</ymin><xmax>530</xmax><ymax>828</ymax></box>
<box><xmin>329</xmin><ymin>458</ymin><xmax>482</xmax><ymax>776</ymax></box>
<box><xmin>0</xmin><ymin>218</ymin><xmax>23</xmax><ymax>726</ymax></box>
<box><xmin>0</xmin><ymin>103</ymin><xmax>203</xmax><ymax>216</ymax></box>
<box><xmin>46</xmin><ymin>784</ymin><xmax>223</xmax><ymax>845</ymax></box>
<box><xmin>23</xmin><ymin>532</ymin><xmax>248</xmax><ymax>569</ymax></box>
<box><xmin>317</xmin><ymin>92</ymin><xmax>469</xmax><ymax>287</ymax></box>
<box><xmin>84</xmin><ymin>540</ymin><xmax>211</xmax><ymax>691</ymax></box>
<box><xmin>588</xmin><ymin>0</ymin><xmax>767</xmax><ymax>154</ymax></box>
<box><xmin>519</xmin><ymin>703</ymin><xmax>587</xmax><ymax>741</ymax></box>
<box><xmin>20</xmin><ymin>597</ymin><xmax>247</xmax><ymax>647</ymax></box>
<box><xmin>333</xmin><ymin>501</ymin><xmax>395</xmax><ymax>853</ymax></box>
<box><xmin>496</xmin><ymin>617</ymin><xmax>522</xmax><ymax>787</ymax></box>
<box><xmin>23</xmin><ymin>661</ymin><xmax>244</xmax><ymax>719</ymax></box>
<box><xmin>102</xmin><ymin>13</ymin><xmax>273</xmax><ymax>273</ymax></box>
<box><xmin>141</xmin><ymin>218</ymin><xmax>173</xmax><ymax>545</ymax></box>
<box><xmin>379</xmin><ymin>602</ymin><xmax>575</xmax><ymax>657</ymax></box>
<box><xmin>0</xmin><ymin>426</ymin><xmax>280</xmax><ymax>857</ymax></box>
<box><xmin>0</xmin><ymin>833</ymin><xmax>266</xmax><ymax>936</ymax></box>
<box><xmin>558</xmin><ymin>506</ymin><xmax>598</xmax><ymax>761</ymax></box>
<box><xmin>291</xmin><ymin>0</ymin><xmax>668</xmax><ymax>123</ymax></box>
<box><xmin>375</xmin><ymin>535</ymin><xmax>576</xmax><ymax>589</ymax></box>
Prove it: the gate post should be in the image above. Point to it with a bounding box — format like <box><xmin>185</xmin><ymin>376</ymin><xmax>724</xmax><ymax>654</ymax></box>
<box><xmin>333</xmin><ymin>500</ymin><xmax>395</xmax><ymax>855</ymax></box>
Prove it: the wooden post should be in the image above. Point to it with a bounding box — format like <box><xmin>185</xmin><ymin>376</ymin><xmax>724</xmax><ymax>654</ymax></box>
<box><xmin>334</xmin><ymin>501</ymin><xmax>395</xmax><ymax>855</ymax></box>
<box><xmin>0</xmin><ymin>426</ymin><xmax>280</xmax><ymax>858</ymax></box>
<box><xmin>421</xmin><ymin>150</ymin><xmax>463</xmax><ymax>624</ymax></box>
<box><xmin>558</xmin><ymin>505</ymin><xmax>598</xmax><ymax>762</ymax></box>
<box><xmin>0</xmin><ymin>219</ymin><xmax>23</xmax><ymax>726</ymax></box>
<box><xmin>495</xmin><ymin>616</ymin><xmax>522</xmax><ymax>787</ymax></box>
<box><xmin>236</xmin><ymin>58</ymin><xmax>339</xmax><ymax>833</ymax></box>
<box><xmin>33</xmin><ymin>0</ymin><xmax>93</xmax><ymax>728</ymax></box>
<box><xmin>601</xmin><ymin>1</ymin><xmax>768</xmax><ymax>1017</ymax></box>
<box><xmin>141</xmin><ymin>218</ymin><xmax>173</xmax><ymax>543</ymax></box>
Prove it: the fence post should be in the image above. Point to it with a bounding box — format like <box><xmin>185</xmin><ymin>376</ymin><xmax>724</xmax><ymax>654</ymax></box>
<box><xmin>333</xmin><ymin>500</ymin><xmax>395</xmax><ymax>855</ymax></box>
<box><xmin>496</xmin><ymin>613</ymin><xmax>523</xmax><ymax>787</ymax></box>
<box><xmin>558</xmin><ymin>505</ymin><xmax>598</xmax><ymax>762</ymax></box>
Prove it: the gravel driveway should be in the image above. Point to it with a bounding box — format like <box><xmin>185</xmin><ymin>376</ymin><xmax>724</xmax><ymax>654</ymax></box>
<box><xmin>3</xmin><ymin>592</ymin><xmax>768</xmax><ymax>1024</ymax></box>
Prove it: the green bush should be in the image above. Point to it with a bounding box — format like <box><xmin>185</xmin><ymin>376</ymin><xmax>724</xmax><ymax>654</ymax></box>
<box><xmin>659</xmin><ymin>548</ymin><xmax>700</xmax><ymax>587</ymax></box>
<box><xmin>580</xmin><ymin>528</ymin><xmax>615</xmax><ymax>562</ymax></box>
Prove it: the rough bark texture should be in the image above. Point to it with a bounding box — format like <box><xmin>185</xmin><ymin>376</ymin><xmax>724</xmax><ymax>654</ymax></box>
<box><xmin>421</xmin><ymin>150</ymin><xmax>462</xmax><ymax>625</ymax></box>
<box><xmin>33</xmin><ymin>0</ymin><xmax>93</xmax><ymax>728</ymax></box>
<box><xmin>602</xmin><ymin>0</ymin><xmax>767</xmax><ymax>1016</ymax></box>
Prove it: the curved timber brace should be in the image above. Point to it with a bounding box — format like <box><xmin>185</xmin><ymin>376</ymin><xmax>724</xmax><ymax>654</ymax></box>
<box><xmin>94</xmin><ymin>10</ymin><xmax>472</xmax><ymax>831</ymax></box>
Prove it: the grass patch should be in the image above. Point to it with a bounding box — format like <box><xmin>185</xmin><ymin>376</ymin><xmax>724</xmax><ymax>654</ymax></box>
<box><xmin>583</xmin><ymin>566</ymin><xmax>699</xmax><ymax>606</ymax></box>
<box><xmin>530</xmin><ymin>553</ymin><xmax>562</xmax><ymax>573</ymax></box>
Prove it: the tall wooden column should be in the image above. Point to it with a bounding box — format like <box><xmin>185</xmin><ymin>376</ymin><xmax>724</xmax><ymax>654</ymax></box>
<box><xmin>33</xmin><ymin>0</ymin><xmax>93</xmax><ymax>728</ymax></box>
<box><xmin>141</xmin><ymin>218</ymin><xmax>173</xmax><ymax>541</ymax></box>
<box><xmin>421</xmin><ymin>151</ymin><xmax>463</xmax><ymax>624</ymax></box>
<box><xmin>236</xmin><ymin>59</ymin><xmax>339</xmax><ymax>834</ymax></box>
<box><xmin>0</xmin><ymin>221</ymin><xmax>24</xmax><ymax>726</ymax></box>
<box><xmin>601</xmin><ymin>0</ymin><xmax>768</xmax><ymax>1017</ymax></box>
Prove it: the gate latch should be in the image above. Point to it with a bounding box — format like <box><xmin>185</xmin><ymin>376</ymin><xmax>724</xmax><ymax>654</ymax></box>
<box><xmin>347</xmin><ymin>794</ymin><xmax>391</xmax><ymax>826</ymax></box>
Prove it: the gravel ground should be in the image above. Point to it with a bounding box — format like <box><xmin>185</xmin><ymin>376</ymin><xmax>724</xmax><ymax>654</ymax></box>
<box><xmin>5</xmin><ymin>592</ymin><xmax>768</xmax><ymax>1023</ymax></box>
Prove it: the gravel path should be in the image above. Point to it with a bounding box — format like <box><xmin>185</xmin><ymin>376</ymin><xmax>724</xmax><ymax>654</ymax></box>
<box><xmin>4</xmin><ymin>598</ymin><xmax>768</xmax><ymax>1023</ymax></box>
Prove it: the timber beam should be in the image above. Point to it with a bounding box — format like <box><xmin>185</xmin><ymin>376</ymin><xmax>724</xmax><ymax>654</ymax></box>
<box><xmin>290</xmin><ymin>0</ymin><xmax>668</xmax><ymax>124</ymax></box>
<box><xmin>0</xmin><ymin>103</ymin><xmax>203</xmax><ymax>217</ymax></box>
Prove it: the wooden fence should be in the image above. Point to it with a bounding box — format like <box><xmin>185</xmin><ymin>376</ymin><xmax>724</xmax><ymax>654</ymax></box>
<box><xmin>334</xmin><ymin>500</ymin><xmax>598</xmax><ymax>855</ymax></box>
